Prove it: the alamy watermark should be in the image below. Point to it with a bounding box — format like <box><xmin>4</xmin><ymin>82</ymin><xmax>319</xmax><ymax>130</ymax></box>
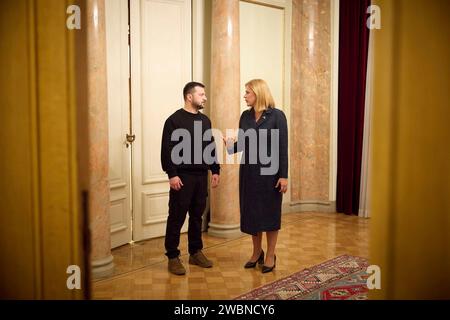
<box><xmin>170</xmin><ymin>122</ymin><xmax>281</xmax><ymax>176</ymax></box>
<box><xmin>367</xmin><ymin>5</ymin><xmax>381</xmax><ymax>30</ymax></box>
<box><xmin>67</xmin><ymin>4</ymin><xmax>381</xmax><ymax>30</ymax></box>
<box><xmin>367</xmin><ymin>265</ymin><xmax>381</xmax><ymax>289</ymax></box>
<box><xmin>66</xmin><ymin>5</ymin><xmax>81</xmax><ymax>30</ymax></box>
<box><xmin>65</xmin><ymin>264</ymin><xmax>381</xmax><ymax>291</ymax></box>
<box><xmin>66</xmin><ymin>265</ymin><xmax>81</xmax><ymax>290</ymax></box>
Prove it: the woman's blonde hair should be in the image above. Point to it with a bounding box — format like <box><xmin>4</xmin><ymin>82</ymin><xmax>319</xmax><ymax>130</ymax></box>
<box><xmin>245</xmin><ymin>79</ymin><xmax>276</xmax><ymax>112</ymax></box>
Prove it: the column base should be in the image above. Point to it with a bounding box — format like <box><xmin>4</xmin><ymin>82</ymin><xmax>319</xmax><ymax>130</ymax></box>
<box><xmin>91</xmin><ymin>254</ymin><xmax>114</xmax><ymax>280</ymax></box>
<box><xmin>208</xmin><ymin>223</ymin><xmax>242</xmax><ymax>239</ymax></box>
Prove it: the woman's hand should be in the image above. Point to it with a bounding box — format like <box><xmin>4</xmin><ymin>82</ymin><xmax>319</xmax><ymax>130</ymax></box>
<box><xmin>222</xmin><ymin>136</ymin><xmax>236</xmax><ymax>149</ymax></box>
<box><xmin>275</xmin><ymin>178</ymin><xmax>288</xmax><ymax>193</ymax></box>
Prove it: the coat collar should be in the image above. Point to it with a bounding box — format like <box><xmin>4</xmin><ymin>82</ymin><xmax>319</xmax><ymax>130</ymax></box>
<box><xmin>250</xmin><ymin>107</ymin><xmax>273</xmax><ymax>127</ymax></box>
<box><xmin>250</xmin><ymin>107</ymin><xmax>274</xmax><ymax>114</ymax></box>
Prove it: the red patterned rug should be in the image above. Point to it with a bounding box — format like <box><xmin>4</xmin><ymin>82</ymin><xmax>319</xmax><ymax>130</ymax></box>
<box><xmin>235</xmin><ymin>255</ymin><xmax>369</xmax><ymax>300</ymax></box>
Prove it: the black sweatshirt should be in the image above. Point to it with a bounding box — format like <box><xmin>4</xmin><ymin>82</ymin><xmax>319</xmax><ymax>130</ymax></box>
<box><xmin>161</xmin><ymin>108</ymin><xmax>220</xmax><ymax>178</ymax></box>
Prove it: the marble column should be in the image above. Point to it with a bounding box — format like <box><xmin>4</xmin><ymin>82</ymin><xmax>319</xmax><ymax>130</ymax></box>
<box><xmin>290</xmin><ymin>0</ymin><xmax>331</xmax><ymax>208</ymax></box>
<box><xmin>86</xmin><ymin>0</ymin><xmax>114</xmax><ymax>278</ymax></box>
<box><xmin>208</xmin><ymin>0</ymin><xmax>241</xmax><ymax>238</ymax></box>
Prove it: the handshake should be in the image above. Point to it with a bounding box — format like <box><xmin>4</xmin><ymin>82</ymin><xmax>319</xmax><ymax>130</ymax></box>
<box><xmin>222</xmin><ymin>136</ymin><xmax>237</xmax><ymax>152</ymax></box>
<box><xmin>169</xmin><ymin>135</ymin><xmax>287</xmax><ymax>193</ymax></box>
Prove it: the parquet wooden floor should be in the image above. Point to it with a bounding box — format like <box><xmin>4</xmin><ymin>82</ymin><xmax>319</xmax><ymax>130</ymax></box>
<box><xmin>92</xmin><ymin>212</ymin><xmax>369</xmax><ymax>299</ymax></box>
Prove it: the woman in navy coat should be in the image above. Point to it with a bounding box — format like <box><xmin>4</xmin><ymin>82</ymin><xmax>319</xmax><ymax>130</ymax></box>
<box><xmin>225</xmin><ymin>79</ymin><xmax>288</xmax><ymax>273</ymax></box>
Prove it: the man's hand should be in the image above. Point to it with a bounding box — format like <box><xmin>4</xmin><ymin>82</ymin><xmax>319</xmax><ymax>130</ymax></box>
<box><xmin>169</xmin><ymin>176</ymin><xmax>183</xmax><ymax>191</ymax></box>
<box><xmin>275</xmin><ymin>178</ymin><xmax>288</xmax><ymax>193</ymax></box>
<box><xmin>211</xmin><ymin>174</ymin><xmax>220</xmax><ymax>188</ymax></box>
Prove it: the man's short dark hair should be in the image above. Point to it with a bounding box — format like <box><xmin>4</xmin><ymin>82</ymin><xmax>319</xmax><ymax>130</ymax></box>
<box><xmin>183</xmin><ymin>82</ymin><xmax>205</xmax><ymax>100</ymax></box>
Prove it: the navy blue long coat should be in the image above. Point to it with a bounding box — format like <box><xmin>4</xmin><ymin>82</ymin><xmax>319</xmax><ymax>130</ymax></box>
<box><xmin>228</xmin><ymin>107</ymin><xmax>288</xmax><ymax>235</ymax></box>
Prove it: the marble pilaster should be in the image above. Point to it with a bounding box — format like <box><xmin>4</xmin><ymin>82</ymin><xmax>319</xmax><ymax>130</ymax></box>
<box><xmin>208</xmin><ymin>0</ymin><xmax>241</xmax><ymax>238</ymax></box>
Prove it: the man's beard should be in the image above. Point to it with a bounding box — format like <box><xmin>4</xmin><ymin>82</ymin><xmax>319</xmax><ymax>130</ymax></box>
<box><xmin>195</xmin><ymin>102</ymin><xmax>204</xmax><ymax>110</ymax></box>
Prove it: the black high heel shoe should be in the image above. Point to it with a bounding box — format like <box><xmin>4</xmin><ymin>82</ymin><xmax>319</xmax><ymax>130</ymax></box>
<box><xmin>244</xmin><ymin>250</ymin><xmax>265</xmax><ymax>268</ymax></box>
<box><xmin>262</xmin><ymin>255</ymin><xmax>276</xmax><ymax>273</ymax></box>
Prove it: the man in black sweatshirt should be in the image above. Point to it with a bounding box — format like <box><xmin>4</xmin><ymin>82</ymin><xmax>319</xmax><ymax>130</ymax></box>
<box><xmin>161</xmin><ymin>82</ymin><xmax>220</xmax><ymax>275</ymax></box>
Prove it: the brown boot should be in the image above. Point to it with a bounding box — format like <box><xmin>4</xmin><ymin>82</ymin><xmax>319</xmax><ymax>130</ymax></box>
<box><xmin>168</xmin><ymin>257</ymin><xmax>186</xmax><ymax>275</ymax></box>
<box><xmin>189</xmin><ymin>250</ymin><xmax>213</xmax><ymax>268</ymax></box>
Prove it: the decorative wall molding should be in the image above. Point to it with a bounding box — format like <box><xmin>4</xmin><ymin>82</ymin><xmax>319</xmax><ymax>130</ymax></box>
<box><xmin>329</xmin><ymin>0</ymin><xmax>340</xmax><ymax>202</ymax></box>
<box><xmin>283</xmin><ymin>201</ymin><xmax>337</xmax><ymax>213</ymax></box>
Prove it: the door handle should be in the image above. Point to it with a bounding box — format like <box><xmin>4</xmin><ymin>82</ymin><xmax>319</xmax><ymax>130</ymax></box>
<box><xmin>125</xmin><ymin>134</ymin><xmax>135</xmax><ymax>148</ymax></box>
